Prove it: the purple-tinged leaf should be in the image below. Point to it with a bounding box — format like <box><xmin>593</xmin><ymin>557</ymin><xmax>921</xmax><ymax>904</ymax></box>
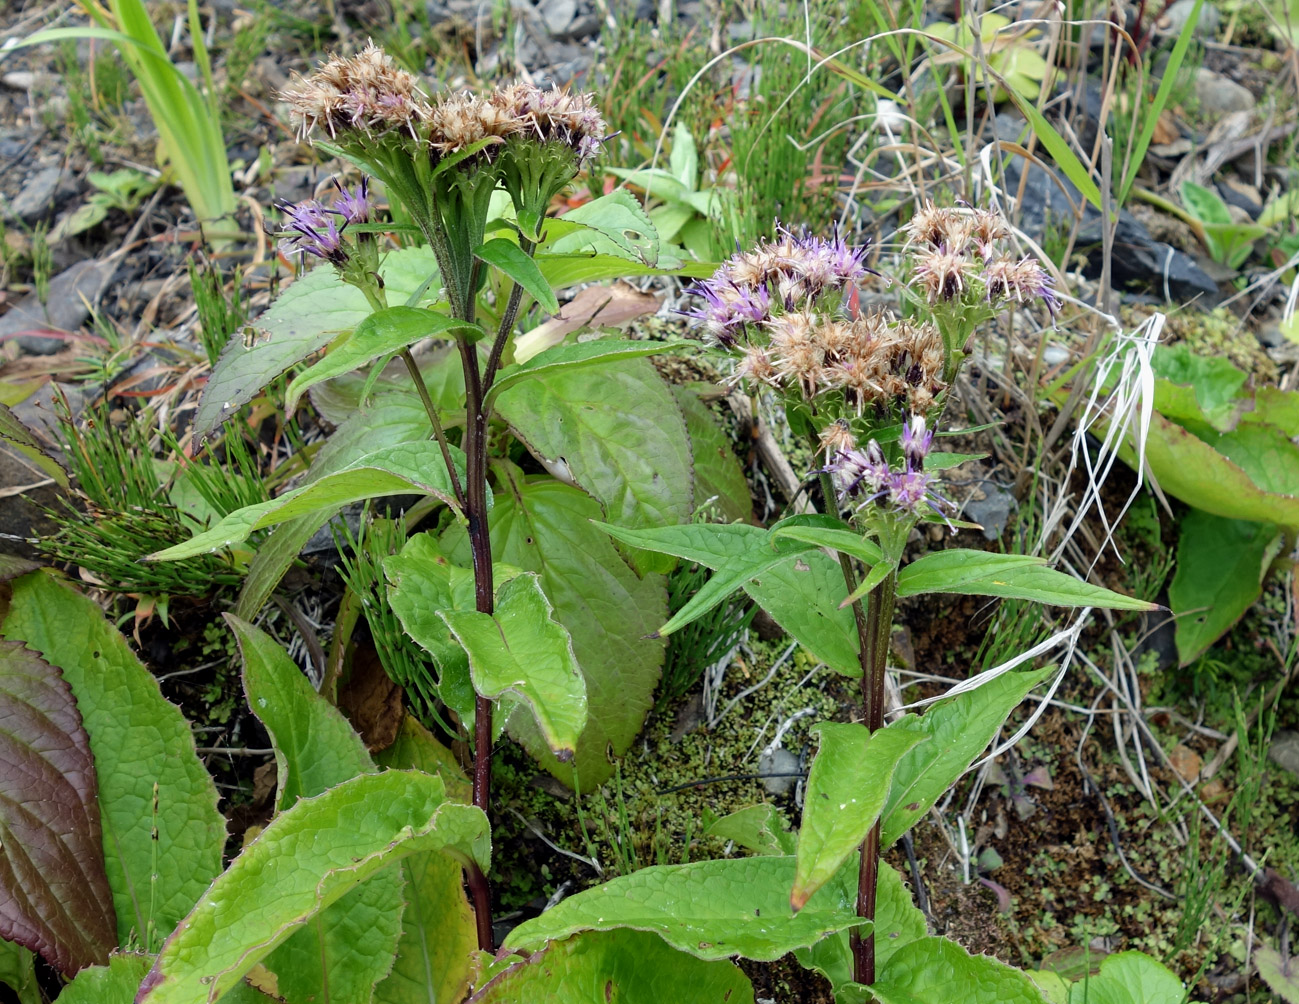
<box><xmin>0</xmin><ymin>640</ymin><xmax>117</xmax><ymax>975</ymax></box>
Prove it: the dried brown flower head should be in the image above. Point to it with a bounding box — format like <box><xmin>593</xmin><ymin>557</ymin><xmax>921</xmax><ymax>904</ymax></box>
<box><xmin>282</xmin><ymin>40</ymin><xmax>429</xmax><ymax>141</ymax></box>
<box><xmin>906</xmin><ymin>201</ymin><xmax>967</xmax><ymax>249</ymax></box>
<box><xmin>427</xmin><ymin>92</ymin><xmax>524</xmax><ymax>154</ymax></box>
<box><xmin>911</xmin><ymin>245</ymin><xmax>975</xmax><ymax>303</ymax></box>
<box><xmin>818</xmin><ymin>419</ymin><xmax>858</xmax><ymax>457</ymax></box>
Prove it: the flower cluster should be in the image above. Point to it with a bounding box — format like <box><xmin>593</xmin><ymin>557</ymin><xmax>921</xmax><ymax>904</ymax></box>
<box><xmin>282</xmin><ymin>41</ymin><xmax>430</xmax><ymax>141</ymax></box>
<box><xmin>274</xmin><ymin>178</ymin><xmax>373</xmax><ymax>267</ymax></box>
<box><xmin>826</xmin><ymin>415</ymin><xmax>951</xmax><ymax>519</ymax></box>
<box><xmin>905</xmin><ymin>201</ymin><xmax>1058</xmax><ymax>313</ymax></box>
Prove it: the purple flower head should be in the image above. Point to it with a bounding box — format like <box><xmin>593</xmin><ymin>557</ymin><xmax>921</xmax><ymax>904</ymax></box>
<box><xmin>276</xmin><ymin>198</ymin><xmax>348</xmax><ymax>267</ymax></box>
<box><xmin>680</xmin><ymin>277</ymin><xmax>771</xmax><ymax>347</ymax></box>
<box><xmin>332</xmin><ymin>177</ymin><xmax>373</xmax><ymax>225</ymax></box>
<box><xmin>824</xmin><ymin>441</ymin><xmax>890</xmax><ymax>502</ymax></box>
<box><xmin>887</xmin><ymin>469</ymin><xmax>935</xmax><ymax>513</ymax></box>
<box><xmin>772</xmin><ymin>224</ymin><xmax>875</xmax><ymax>301</ymax></box>
<box><xmin>900</xmin><ymin>415</ymin><xmax>933</xmax><ymax>471</ymax></box>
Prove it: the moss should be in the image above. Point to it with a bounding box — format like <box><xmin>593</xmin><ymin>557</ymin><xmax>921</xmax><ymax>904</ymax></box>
<box><xmin>1133</xmin><ymin>305</ymin><xmax>1278</xmax><ymax>385</ymax></box>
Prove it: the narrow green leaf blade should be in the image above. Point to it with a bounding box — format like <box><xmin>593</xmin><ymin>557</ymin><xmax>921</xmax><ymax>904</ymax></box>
<box><xmin>880</xmin><ymin>668</ymin><xmax>1052</xmax><ymax>847</ymax></box>
<box><xmin>502</xmin><ymin>856</ymin><xmax>861</xmax><ymax>962</ymax></box>
<box><xmin>286</xmin><ymin>306</ymin><xmax>481</xmax><ymax>413</ymax></box>
<box><xmin>2</xmin><ymin>572</ymin><xmax>224</xmax><ymax>953</ymax></box>
<box><xmin>896</xmin><ymin>550</ymin><xmax>1154</xmax><ymax>610</ymax></box>
<box><xmin>0</xmin><ymin>642</ymin><xmax>116</xmax><ymax>974</ymax></box>
<box><xmin>469</xmin><ymin>930</ymin><xmax>754</xmax><ymax>1004</ymax></box>
<box><xmin>769</xmin><ymin>524</ymin><xmax>884</xmax><ymax>566</ymax></box>
<box><xmin>147</xmin><ymin>442</ymin><xmax>467</xmax><ymax>561</ymax></box>
<box><xmin>792</xmin><ymin>721</ymin><xmax>928</xmax><ymax>910</ymax></box>
<box><xmin>476</xmin><ymin>238</ymin><xmax>560</xmax><ymax>313</ymax></box>
<box><xmin>441</xmin><ymin>572</ymin><xmax>588</xmax><ymax>758</ymax></box>
<box><xmin>137</xmin><ymin>771</ymin><xmax>490</xmax><ymax>1004</ymax></box>
<box><xmin>534</xmin><ymin>252</ymin><xmax>715</xmax><ymax>289</ymax></box>
<box><xmin>487</xmin><ymin>338</ymin><xmax>690</xmax><ymax>405</ymax></box>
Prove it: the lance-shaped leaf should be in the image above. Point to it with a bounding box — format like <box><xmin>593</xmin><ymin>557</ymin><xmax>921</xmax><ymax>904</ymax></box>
<box><xmin>0</xmin><ymin>640</ymin><xmax>116</xmax><ymax>975</ymax></box>
<box><xmin>599</xmin><ymin>522</ymin><xmax>860</xmax><ymax>674</ymax></box>
<box><xmin>488</xmin><ymin>338</ymin><xmax>688</xmax><ymax>403</ymax></box>
<box><xmin>285</xmin><ymin>306</ymin><xmax>483</xmax><ymax>413</ymax></box>
<box><xmin>503</xmin><ymin>856</ymin><xmax>861</xmax><ymax>962</ymax></box>
<box><xmin>864</xmin><ymin>936</ymin><xmax>1048</xmax><ymax>1004</ymax></box>
<box><xmin>476</xmin><ymin>238</ymin><xmax>560</xmax><ymax>313</ymax></box>
<box><xmin>468</xmin><ymin>930</ymin><xmax>755</xmax><ymax>1004</ymax></box>
<box><xmin>2</xmin><ymin>572</ymin><xmax>224</xmax><ymax>953</ymax></box>
<box><xmin>228</xmin><ymin>617</ymin><xmax>404</xmax><ymax>1004</ymax></box>
<box><xmin>193</xmin><ymin>247</ymin><xmax>441</xmax><ymax>441</ymax></box>
<box><xmin>703</xmin><ymin>804</ymin><xmax>796</xmax><ymax>857</ymax></box>
<box><xmin>441</xmin><ymin>478</ymin><xmax>664</xmax><ymax>786</ymax></box>
<box><xmin>374</xmin><ymin>717</ymin><xmax>476</xmax><ymax>1004</ymax></box>
<box><xmin>137</xmin><ymin>771</ymin><xmax>490</xmax><ymax>1004</ymax></box>
<box><xmin>496</xmin><ymin>358</ymin><xmax>693</xmax><ymax>555</ymax></box>
<box><xmin>0</xmin><ymin>403</ymin><xmax>67</xmax><ymax>487</ymax></box>
<box><xmin>147</xmin><ymin>442</ymin><xmax>470</xmax><ymax>561</ymax></box>
<box><xmin>896</xmin><ymin>550</ymin><xmax>1155</xmax><ymax>610</ymax></box>
<box><xmin>792</xmin><ymin>720</ymin><xmax>928</xmax><ymax>911</ymax></box>
<box><xmin>880</xmin><ymin>668</ymin><xmax>1053</xmax><ymax>847</ymax></box>
<box><xmin>440</xmin><ymin>572</ymin><xmax>587</xmax><ymax>759</ymax></box>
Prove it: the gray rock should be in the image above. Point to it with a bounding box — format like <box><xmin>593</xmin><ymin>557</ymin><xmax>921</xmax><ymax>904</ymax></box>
<box><xmin>963</xmin><ymin>482</ymin><xmax>1014</xmax><ymax>541</ymax></box>
<box><xmin>759</xmin><ymin>747</ymin><xmax>801</xmax><ymax>797</ymax></box>
<box><xmin>6</xmin><ymin>165</ymin><xmax>63</xmax><ymax>222</ymax></box>
<box><xmin>1257</xmin><ymin>321</ymin><xmax>1287</xmax><ymax>349</ymax></box>
<box><xmin>1269</xmin><ymin>731</ymin><xmax>1299</xmax><ymax>778</ymax></box>
<box><xmin>0</xmin><ymin>258</ymin><xmax>118</xmax><ymax>355</ymax></box>
<box><xmin>993</xmin><ymin>112</ymin><xmax>1028</xmax><ymax>143</ymax></box>
<box><xmin>562</xmin><ymin>12</ymin><xmax>601</xmax><ymax>39</ymax></box>
<box><xmin>1159</xmin><ymin>0</ymin><xmax>1221</xmax><ymax>37</ymax></box>
<box><xmin>536</xmin><ymin>0</ymin><xmax>577</xmax><ymax>35</ymax></box>
<box><xmin>1195</xmin><ymin>68</ymin><xmax>1255</xmax><ymax>116</ymax></box>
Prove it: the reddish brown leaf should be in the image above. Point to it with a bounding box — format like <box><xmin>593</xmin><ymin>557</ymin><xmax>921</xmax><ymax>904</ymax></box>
<box><xmin>337</xmin><ymin>643</ymin><xmax>405</xmax><ymax>753</ymax></box>
<box><xmin>0</xmin><ymin>640</ymin><xmax>117</xmax><ymax>975</ymax></box>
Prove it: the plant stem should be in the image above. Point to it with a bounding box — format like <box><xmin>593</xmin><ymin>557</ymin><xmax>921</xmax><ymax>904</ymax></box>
<box><xmin>400</xmin><ymin>348</ymin><xmax>465</xmax><ymax>508</ymax></box>
<box><xmin>482</xmin><ymin>238</ymin><xmax>536</xmax><ymax>394</ymax></box>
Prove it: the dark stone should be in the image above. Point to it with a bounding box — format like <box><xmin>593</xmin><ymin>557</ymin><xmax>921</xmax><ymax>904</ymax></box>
<box><xmin>1002</xmin><ymin>159</ymin><xmax>1220</xmax><ymax>306</ymax></box>
<box><xmin>7</xmin><ymin>165</ymin><xmax>63</xmax><ymax>222</ymax></box>
<box><xmin>0</xmin><ymin>258</ymin><xmax>119</xmax><ymax>355</ymax></box>
<box><xmin>962</xmin><ymin>481</ymin><xmax>1014</xmax><ymax>541</ymax></box>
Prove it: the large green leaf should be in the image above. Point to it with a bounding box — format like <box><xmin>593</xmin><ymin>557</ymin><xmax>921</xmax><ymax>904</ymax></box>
<box><xmin>137</xmin><ymin>771</ymin><xmax>489</xmax><ymax>1004</ymax></box>
<box><xmin>866</xmin><ymin>936</ymin><xmax>1047</xmax><ymax>1003</ymax></box>
<box><xmin>880</xmin><ymin>668</ymin><xmax>1053</xmax><ymax>847</ymax></box>
<box><xmin>57</xmin><ymin>952</ymin><xmax>151</xmax><ymax>1004</ymax></box>
<box><xmin>671</xmin><ymin>385</ymin><xmax>753</xmax><ymax>524</ymax></box>
<box><xmin>2</xmin><ymin>572</ymin><xmax>224</xmax><ymax>953</ymax></box>
<box><xmin>534</xmin><ymin>252</ymin><xmax>714</xmax><ymax>290</ymax></box>
<box><xmin>1168</xmin><ymin>510</ymin><xmax>1281</xmax><ymax>666</ymax></box>
<box><xmin>442</xmin><ymin>477</ymin><xmax>665</xmax><ymax>786</ymax></box>
<box><xmin>469</xmin><ymin>930</ymin><xmax>754</xmax><ymax>1003</ymax></box>
<box><xmin>1067</xmin><ymin>951</ymin><xmax>1185</xmax><ymax>1004</ymax></box>
<box><xmin>544</xmin><ymin>189</ymin><xmax>660</xmax><ymax>264</ymax></box>
<box><xmin>598</xmin><ymin>522</ymin><xmax>860</xmax><ymax>674</ymax></box>
<box><xmin>373</xmin><ymin>717</ymin><xmax>477</xmax><ymax>1004</ymax></box>
<box><xmin>487</xmin><ymin>338</ymin><xmax>689</xmax><ymax>405</ymax></box>
<box><xmin>503</xmin><ymin>856</ymin><xmax>861</xmax><ymax>962</ymax></box>
<box><xmin>147</xmin><ymin>442</ymin><xmax>468</xmax><ymax>561</ymax></box>
<box><xmin>440</xmin><ymin>572</ymin><xmax>588</xmax><ymax>758</ymax></box>
<box><xmin>193</xmin><ymin>248</ymin><xmax>441</xmax><ymax>440</ymax></box>
<box><xmin>793</xmin><ymin>721</ymin><xmax>928</xmax><ymax>911</ymax></box>
<box><xmin>285</xmin><ymin>306</ymin><xmax>481</xmax><ymax>413</ymax></box>
<box><xmin>896</xmin><ymin>550</ymin><xmax>1154</xmax><ymax>610</ymax></box>
<box><xmin>228</xmin><ymin>617</ymin><xmax>404</xmax><ymax>1004</ymax></box>
<box><xmin>0</xmin><ymin>641</ymin><xmax>117</xmax><ymax>975</ymax></box>
<box><xmin>495</xmin><ymin>357</ymin><xmax>693</xmax><ymax>548</ymax></box>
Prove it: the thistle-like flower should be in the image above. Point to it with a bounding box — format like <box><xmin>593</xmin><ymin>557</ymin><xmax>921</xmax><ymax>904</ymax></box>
<box><xmin>276</xmin><ymin>199</ymin><xmax>348</xmax><ymax>267</ymax></box>
<box><xmin>826</xmin><ymin>414</ymin><xmax>951</xmax><ymax>521</ymax></box>
<box><xmin>281</xmin><ymin>40</ymin><xmax>430</xmax><ymax>141</ymax></box>
<box><xmin>911</xmin><ymin>243</ymin><xmax>975</xmax><ymax>304</ymax></box>
<box><xmin>983</xmin><ymin>255</ymin><xmax>1059</xmax><ymax>314</ymax></box>
<box><xmin>332</xmin><ymin>177</ymin><xmax>373</xmax><ymax>225</ymax></box>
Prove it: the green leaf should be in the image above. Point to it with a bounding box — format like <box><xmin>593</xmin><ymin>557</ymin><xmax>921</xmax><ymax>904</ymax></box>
<box><xmin>487</xmin><ymin>338</ymin><xmax>691</xmax><ymax>405</ymax></box>
<box><xmin>374</xmin><ymin>717</ymin><xmax>477</xmax><ymax>1004</ymax></box>
<box><xmin>0</xmin><ymin>641</ymin><xmax>117</xmax><ymax>974</ymax></box>
<box><xmin>1169</xmin><ymin>510</ymin><xmax>1280</xmax><ymax>665</ymax></box>
<box><xmin>233</xmin><ymin>513</ymin><xmax>333</xmax><ymax>620</ymax></box>
<box><xmin>703</xmin><ymin>804</ymin><xmax>796</xmax><ymax>856</ymax></box>
<box><xmin>768</xmin><ymin>522</ymin><xmax>883</xmax><ymax>566</ymax></box>
<box><xmin>597</xmin><ymin>522</ymin><xmax>861</xmax><ymax>674</ymax></box>
<box><xmin>471</xmin><ymin>929</ymin><xmax>754</xmax><ymax>1003</ymax></box>
<box><xmin>502</xmin><ymin>856</ymin><xmax>861</xmax><ymax>962</ymax></box>
<box><xmin>0</xmin><ymin>940</ymin><xmax>40</xmax><ymax>1004</ymax></box>
<box><xmin>896</xmin><ymin>550</ymin><xmax>1154</xmax><ymax>610</ymax></box>
<box><xmin>57</xmin><ymin>952</ymin><xmax>152</xmax><ymax>1004</ymax></box>
<box><xmin>2</xmin><ymin>572</ymin><xmax>224</xmax><ymax>953</ymax></box>
<box><xmin>1151</xmin><ymin>343</ymin><xmax>1249</xmax><ymax>432</ymax></box>
<box><xmin>669</xmin><ymin>123</ymin><xmax>699</xmax><ymax>188</ymax></box>
<box><xmin>1181</xmin><ymin>180</ymin><xmax>1232</xmax><ymax>226</ymax></box>
<box><xmin>442</xmin><ymin>479</ymin><xmax>665</xmax><ymax>786</ymax></box>
<box><xmin>226</xmin><ymin>616</ymin><xmax>406</xmax><ymax>1004</ymax></box>
<box><xmin>1067</xmin><ymin>951</ymin><xmax>1185</xmax><ymax>1004</ymax></box>
<box><xmin>286</xmin><ymin>306</ymin><xmax>481</xmax><ymax>413</ymax></box>
<box><xmin>534</xmin><ymin>252</ymin><xmax>715</xmax><ymax>290</ymax></box>
<box><xmin>137</xmin><ymin>771</ymin><xmax>490</xmax><ymax>1004</ymax></box>
<box><xmin>475</xmin><ymin>238</ymin><xmax>560</xmax><ymax>314</ymax></box>
<box><xmin>880</xmin><ymin>668</ymin><xmax>1053</xmax><ymax>847</ymax></box>
<box><xmin>440</xmin><ymin>572</ymin><xmax>588</xmax><ymax>758</ymax></box>
<box><xmin>1256</xmin><ymin>945</ymin><xmax>1299</xmax><ymax>1004</ymax></box>
<box><xmin>147</xmin><ymin>442</ymin><xmax>468</xmax><ymax>561</ymax></box>
<box><xmin>193</xmin><ymin>247</ymin><xmax>441</xmax><ymax>441</ymax></box>
<box><xmin>868</xmin><ymin>936</ymin><xmax>1047</xmax><ymax>1003</ymax></box>
<box><xmin>672</xmin><ymin>385</ymin><xmax>753</xmax><ymax>523</ymax></box>
<box><xmin>496</xmin><ymin>358</ymin><xmax>693</xmax><ymax>569</ymax></box>
<box><xmin>793</xmin><ymin>721</ymin><xmax>928</xmax><ymax>910</ymax></box>
<box><xmin>0</xmin><ymin>402</ymin><xmax>68</xmax><ymax>486</ymax></box>
<box><xmin>546</xmin><ymin>190</ymin><xmax>660</xmax><ymax>265</ymax></box>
